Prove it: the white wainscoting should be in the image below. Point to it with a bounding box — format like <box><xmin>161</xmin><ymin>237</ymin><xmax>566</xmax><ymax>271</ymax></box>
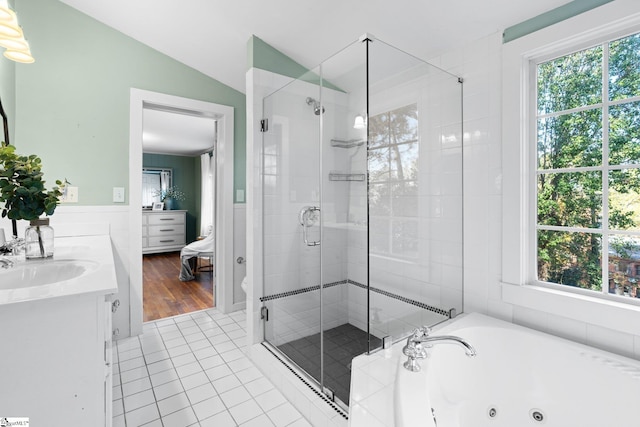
<box><xmin>0</xmin><ymin>205</ymin><xmax>132</xmax><ymax>339</ymax></box>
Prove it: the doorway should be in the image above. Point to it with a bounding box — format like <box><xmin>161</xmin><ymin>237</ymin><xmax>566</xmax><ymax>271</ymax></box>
<box><xmin>129</xmin><ymin>89</ymin><xmax>235</xmax><ymax>336</ymax></box>
<box><xmin>141</xmin><ymin>103</ymin><xmax>216</xmax><ymax>321</ymax></box>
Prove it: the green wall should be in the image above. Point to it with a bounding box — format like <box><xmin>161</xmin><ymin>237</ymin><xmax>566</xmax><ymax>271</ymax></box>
<box><xmin>247</xmin><ymin>35</ymin><xmax>343</xmax><ymax>92</ymax></box>
<box><xmin>11</xmin><ymin>0</ymin><xmax>245</xmax><ymax>205</ymax></box>
<box><xmin>503</xmin><ymin>0</ymin><xmax>614</xmax><ymax>43</ymax></box>
<box><xmin>143</xmin><ymin>153</ymin><xmax>200</xmax><ymax>243</ymax></box>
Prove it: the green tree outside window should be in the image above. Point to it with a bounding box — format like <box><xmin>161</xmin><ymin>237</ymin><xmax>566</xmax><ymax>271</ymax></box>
<box><xmin>536</xmin><ymin>32</ymin><xmax>640</xmax><ymax>298</ymax></box>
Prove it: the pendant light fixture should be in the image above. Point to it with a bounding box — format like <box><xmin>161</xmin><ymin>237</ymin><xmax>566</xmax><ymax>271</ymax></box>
<box><xmin>0</xmin><ymin>0</ymin><xmax>34</xmax><ymax>63</ymax></box>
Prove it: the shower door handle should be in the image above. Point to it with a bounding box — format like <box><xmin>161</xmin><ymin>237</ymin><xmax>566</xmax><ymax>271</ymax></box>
<box><xmin>299</xmin><ymin>206</ymin><xmax>320</xmax><ymax>246</ymax></box>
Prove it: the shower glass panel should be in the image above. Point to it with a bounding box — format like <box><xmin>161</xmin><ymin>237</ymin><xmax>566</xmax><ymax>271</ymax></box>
<box><xmin>318</xmin><ymin>41</ymin><xmax>370</xmax><ymax>405</ymax></box>
<box><xmin>366</xmin><ymin>39</ymin><xmax>463</xmax><ymax>343</ymax></box>
<box><xmin>261</xmin><ymin>36</ymin><xmax>462</xmax><ymax>410</ymax></box>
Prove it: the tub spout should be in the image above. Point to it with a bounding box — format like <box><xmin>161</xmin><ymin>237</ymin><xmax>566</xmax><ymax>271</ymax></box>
<box><xmin>402</xmin><ymin>327</ymin><xmax>476</xmax><ymax>372</ymax></box>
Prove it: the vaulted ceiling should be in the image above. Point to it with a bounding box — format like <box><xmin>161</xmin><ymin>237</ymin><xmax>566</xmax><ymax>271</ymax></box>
<box><xmin>60</xmin><ymin>0</ymin><xmax>573</xmax><ymax>94</ymax></box>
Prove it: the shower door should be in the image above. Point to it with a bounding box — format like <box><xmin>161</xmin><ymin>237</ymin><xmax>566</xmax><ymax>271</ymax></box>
<box><xmin>261</xmin><ymin>70</ymin><xmax>325</xmax><ymax>387</ymax></box>
<box><xmin>261</xmin><ymin>42</ymin><xmax>372</xmax><ymax>407</ymax></box>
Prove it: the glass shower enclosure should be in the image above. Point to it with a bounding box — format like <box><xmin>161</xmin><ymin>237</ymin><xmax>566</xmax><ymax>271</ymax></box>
<box><xmin>260</xmin><ymin>35</ymin><xmax>463</xmax><ymax>409</ymax></box>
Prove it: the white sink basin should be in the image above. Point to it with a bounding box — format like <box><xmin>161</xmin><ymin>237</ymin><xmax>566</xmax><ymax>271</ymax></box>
<box><xmin>0</xmin><ymin>259</ymin><xmax>100</xmax><ymax>289</ymax></box>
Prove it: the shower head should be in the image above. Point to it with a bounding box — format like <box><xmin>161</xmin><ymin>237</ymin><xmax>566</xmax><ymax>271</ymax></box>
<box><xmin>306</xmin><ymin>97</ymin><xmax>325</xmax><ymax>115</ymax></box>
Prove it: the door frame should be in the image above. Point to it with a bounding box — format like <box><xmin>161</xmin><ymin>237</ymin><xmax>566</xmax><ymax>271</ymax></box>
<box><xmin>129</xmin><ymin>88</ymin><xmax>235</xmax><ymax>335</ymax></box>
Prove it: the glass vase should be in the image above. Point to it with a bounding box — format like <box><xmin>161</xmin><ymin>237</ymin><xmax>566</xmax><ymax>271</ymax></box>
<box><xmin>25</xmin><ymin>218</ymin><xmax>54</xmax><ymax>259</ymax></box>
<box><xmin>164</xmin><ymin>197</ymin><xmax>175</xmax><ymax>210</ymax></box>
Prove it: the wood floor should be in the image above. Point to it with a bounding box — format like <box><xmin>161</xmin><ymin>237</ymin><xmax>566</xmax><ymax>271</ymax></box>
<box><xmin>143</xmin><ymin>252</ymin><xmax>214</xmax><ymax>322</ymax></box>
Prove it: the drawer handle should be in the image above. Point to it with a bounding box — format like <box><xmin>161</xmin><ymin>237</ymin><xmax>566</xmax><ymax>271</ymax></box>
<box><xmin>159</xmin><ymin>218</ymin><xmax>175</xmax><ymax>221</ymax></box>
<box><xmin>159</xmin><ymin>229</ymin><xmax>174</xmax><ymax>232</ymax></box>
<box><xmin>159</xmin><ymin>240</ymin><xmax>174</xmax><ymax>243</ymax></box>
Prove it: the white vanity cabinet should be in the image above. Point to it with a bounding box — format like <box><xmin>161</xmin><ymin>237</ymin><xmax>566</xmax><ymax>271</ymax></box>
<box><xmin>0</xmin><ymin>235</ymin><xmax>118</xmax><ymax>427</ymax></box>
<box><xmin>0</xmin><ymin>294</ymin><xmax>114</xmax><ymax>426</ymax></box>
<box><xmin>142</xmin><ymin>210</ymin><xmax>187</xmax><ymax>254</ymax></box>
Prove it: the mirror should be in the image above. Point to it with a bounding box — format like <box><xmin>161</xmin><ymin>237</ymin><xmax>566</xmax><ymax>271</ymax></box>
<box><xmin>142</xmin><ymin>167</ymin><xmax>172</xmax><ymax>209</ymax></box>
<box><xmin>0</xmin><ymin>95</ymin><xmax>9</xmax><ymax>146</ymax></box>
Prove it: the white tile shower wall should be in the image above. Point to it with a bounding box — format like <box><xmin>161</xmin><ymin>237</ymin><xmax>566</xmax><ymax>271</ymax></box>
<box><xmin>454</xmin><ymin>30</ymin><xmax>640</xmax><ymax>361</ymax></box>
<box><xmin>453</xmin><ymin>32</ymin><xmax>507</xmax><ymax>322</ymax></box>
<box><xmin>321</xmin><ymin>99</ymin><xmax>352</xmax><ymax>288</ymax></box>
<box><xmin>348</xmin><ymin>284</ymin><xmax>368</xmax><ymax>332</ymax></box>
<box><xmin>348</xmin><ymin>283</ymin><xmax>446</xmax><ymax>342</ymax></box>
<box><xmin>345</xmin><ymin>223</ymin><xmax>367</xmax><ymax>285</ymax></box>
<box><xmin>263</xmin><ymin>94</ymin><xmax>318</xmax><ymax>291</ymax></box>
<box><xmin>257</xmin><ymin>70</ymin><xmax>353</xmax><ymax>345</ymax></box>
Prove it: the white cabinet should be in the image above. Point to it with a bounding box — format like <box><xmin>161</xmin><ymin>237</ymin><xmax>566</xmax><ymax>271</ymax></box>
<box><xmin>0</xmin><ymin>294</ymin><xmax>114</xmax><ymax>427</ymax></box>
<box><xmin>0</xmin><ymin>235</ymin><xmax>117</xmax><ymax>427</ymax></box>
<box><xmin>142</xmin><ymin>210</ymin><xmax>186</xmax><ymax>254</ymax></box>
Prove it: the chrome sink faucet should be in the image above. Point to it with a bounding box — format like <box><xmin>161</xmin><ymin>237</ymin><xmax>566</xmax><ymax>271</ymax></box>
<box><xmin>402</xmin><ymin>326</ymin><xmax>476</xmax><ymax>372</ymax></box>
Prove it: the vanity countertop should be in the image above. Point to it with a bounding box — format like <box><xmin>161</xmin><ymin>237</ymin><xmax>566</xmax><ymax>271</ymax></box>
<box><xmin>0</xmin><ymin>234</ymin><xmax>118</xmax><ymax>305</ymax></box>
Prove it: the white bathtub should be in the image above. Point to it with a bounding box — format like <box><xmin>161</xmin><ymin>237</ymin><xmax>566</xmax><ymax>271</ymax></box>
<box><xmin>393</xmin><ymin>313</ymin><xmax>640</xmax><ymax>427</ymax></box>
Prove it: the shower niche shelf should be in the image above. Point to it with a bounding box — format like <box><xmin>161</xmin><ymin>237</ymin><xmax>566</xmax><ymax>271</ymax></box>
<box><xmin>329</xmin><ymin>171</ymin><xmax>366</xmax><ymax>182</ymax></box>
<box><xmin>330</xmin><ymin>138</ymin><xmax>365</xmax><ymax>148</ymax></box>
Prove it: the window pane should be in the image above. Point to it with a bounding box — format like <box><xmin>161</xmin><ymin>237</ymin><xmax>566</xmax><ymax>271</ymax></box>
<box><xmin>370</xmin><ymin>217</ymin><xmax>390</xmax><ymax>254</ymax></box>
<box><xmin>537</xmin><ymin>171</ymin><xmax>602</xmax><ymax>228</ymax></box>
<box><xmin>537</xmin><ymin>109</ymin><xmax>602</xmax><ymax>169</ymax></box>
<box><xmin>537</xmin><ymin>46</ymin><xmax>602</xmax><ymax>115</ymax></box>
<box><xmin>390</xmin><ymin>104</ymin><xmax>418</xmax><ymax>144</ymax></box>
<box><xmin>608</xmin><ymin>169</ymin><xmax>640</xmax><ymax>232</ymax></box>
<box><xmin>391</xmin><ymin>219</ymin><xmax>419</xmax><ymax>258</ymax></box>
<box><xmin>609</xmin><ymin>34</ymin><xmax>640</xmax><ymax>101</ymax></box>
<box><xmin>390</xmin><ymin>141</ymin><xmax>419</xmax><ymax>180</ymax></box>
<box><xmin>369</xmin><ymin>112</ymin><xmax>389</xmax><ymax>148</ymax></box>
<box><xmin>368</xmin><ymin>147</ymin><xmax>390</xmax><ymax>182</ymax></box>
<box><xmin>538</xmin><ymin>230</ymin><xmax>602</xmax><ymax>291</ymax></box>
<box><xmin>608</xmin><ymin>235</ymin><xmax>640</xmax><ymax>298</ymax></box>
<box><xmin>392</xmin><ymin>181</ymin><xmax>418</xmax><ymax>217</ymax></box>
<box><xmin>609</xmin><ymin>101</ymin><xmax>640</xmax><ymax>165</ymax></box>
<box><xmin>369</xmin><ymin>183</ymin><xmax>391</xmax><ymax>216</ymax></box>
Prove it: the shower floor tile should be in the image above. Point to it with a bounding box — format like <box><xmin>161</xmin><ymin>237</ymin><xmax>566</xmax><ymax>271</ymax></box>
<box><xmin>276</xmin><ymin>324</ymin><xmax>381</xmax><ymax>405</ymax></box>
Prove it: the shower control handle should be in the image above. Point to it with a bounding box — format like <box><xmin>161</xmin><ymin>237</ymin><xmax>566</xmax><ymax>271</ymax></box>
<box><xmin>299</xmin><ymin>206</ymin><xmax>320</xmax><ymax>246</ymax></box>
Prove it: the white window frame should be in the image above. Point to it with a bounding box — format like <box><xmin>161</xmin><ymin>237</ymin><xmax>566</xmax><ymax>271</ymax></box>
<box><xmin>501</xmin><ymin>0</ymin><xmax>640</xmax><ymax>336</ymax></box>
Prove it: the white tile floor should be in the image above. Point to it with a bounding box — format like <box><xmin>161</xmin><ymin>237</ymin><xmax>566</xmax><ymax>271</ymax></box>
<box><xmin>112</xmin><ymin>308</ymin><xmax>313</xmax><ymax>427</ymax></box>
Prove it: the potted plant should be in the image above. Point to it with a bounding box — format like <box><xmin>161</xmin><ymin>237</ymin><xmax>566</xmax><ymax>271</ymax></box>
<box><xmin>0</xmin><ymin>144</ymin><xmax>66</xmax><ymax>258</ymax></box>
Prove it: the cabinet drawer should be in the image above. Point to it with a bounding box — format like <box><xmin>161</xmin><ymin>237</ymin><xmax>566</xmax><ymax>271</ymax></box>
<box><xmin>148</xmin><ymin>213</ymin><xmax>185</xmax><ymax>225</ymax></box>
<box><xmin>148</xmin><ymin>235</ymin><xmax>185</xmax><ymax>247</ymax></box>
<box><xmin>148</xmin><ymin>225</ymin><xmax>182</xmax><ymax>237</ymax></box>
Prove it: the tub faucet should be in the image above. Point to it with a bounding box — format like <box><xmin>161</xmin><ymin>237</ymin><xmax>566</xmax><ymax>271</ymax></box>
<box><xmin>402</xmin><ymin>326</ymin><xmax>476</xmax><ymax>372</ymax></box>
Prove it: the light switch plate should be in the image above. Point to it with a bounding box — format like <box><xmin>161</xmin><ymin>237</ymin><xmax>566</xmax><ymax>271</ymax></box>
<box><xmin>61</xmin><ymin>186</ymin><xmax>78</xmax><ymax>203</ymax></box>
<box><xmin>113</xmin><ymin>187</ymin><xmax>125</xmax><ymax>203</ymax></box>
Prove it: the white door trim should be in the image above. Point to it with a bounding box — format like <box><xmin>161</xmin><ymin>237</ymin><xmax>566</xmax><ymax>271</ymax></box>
<box><xmin>129</xmin><ymin>88</ymin><xmax>235</xmax><ymax>335</ymax></box>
